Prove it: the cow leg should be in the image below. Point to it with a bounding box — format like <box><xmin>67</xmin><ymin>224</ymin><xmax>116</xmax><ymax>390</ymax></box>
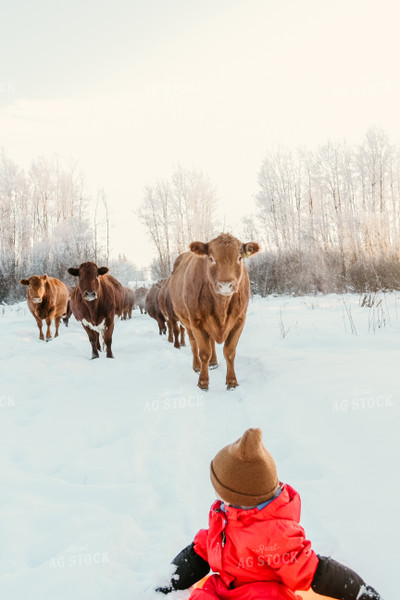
<box><xmin>172</xmin><ymin>318</ymin><xmax>181</xmax><ymax>349</ymax></box>
<box><xmin>54</xmin><ymin>315</ymin><xmax>62</xmax><ymax>337</ymax></box>
<box><xmin>223</xmin><ymin>319</ymin><xmax>245</xmax><ymax>389</ymax></box>
<box><xmin>103</xmin><ymin>320</ymin><xmax>115</xmax><ymax>358</ymax></box>
<box><xmin>179</xmin><ymin>324</ymin><xmax>186</xmax><ymax>347</ymax></box>
<box><xmin>209</xmin><ymin>338</ymin><xmax>218</xmax><ymax>370</ymax></box>
<box><xmin>83</xmin><ymin>325</ymin><xmax>100</xmax><ymax>359</ymax></box>
<box><xmin>33</xmin><ymin>314</ymin><xmax>45</xmax><ymax>340</ymax></box>
<box><xmin>45</xmin><ymin>315</ymin><xmax>53</xmax><ymax>341</ymax></box>
<box><xmin>157</xmin><ymin>315</ymin><xmax>166</xmax><ymax>335</ymax></box>
<box><xmin>193</xmin><ymin>329</ymin><xmax>213</xmax><ymax>390</ymax></box>
<box><xmin>166</xmin><ymin>320</ymin><xmax>174</xmax><ymax>343</ymax></box>
<box><xmin>95</xmin><ymin>331</ymin><xmax>101</xmax><ymax>352</ymax></box>
<box><xmin>186</xmin><ymin>327</ymin><xmax>201</xmax><ymax>373</ymax></box>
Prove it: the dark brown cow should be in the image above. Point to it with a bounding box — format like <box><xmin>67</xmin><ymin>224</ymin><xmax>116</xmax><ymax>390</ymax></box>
<box><xmin>159</xmin><ymin>277</ymin><xmax>185</xmax><ymax>349</ymax></box>
<box><xmin>122</xmin><ymin>287</ymin><xmax>135</xmax><ymax>320</ymax></box>
<box><xmin>20</xmin><ymin>274</ymin><xmax>69</xmax><ymax>341</ymax></box>
<box><xmin>67</xmin><ymin>261</ymin><xmax>125</xmax><ymax>359</ymax></box>
<box><xmin>145</xmin><ymin>281</ymin><xmax>167</xmax><ymax>335</ymax></box>
<box><xmin>169</xmin><ymin>233</ymin><xmax>260</xmax><ymax>390</ymax></box>
<box><xmin>134</xmin><ymin>287</ymin><xmax>148</xmax><ymax>314</ymax></box>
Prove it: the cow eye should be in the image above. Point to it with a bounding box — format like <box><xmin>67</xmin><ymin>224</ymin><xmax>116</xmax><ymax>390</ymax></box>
<box><xmin>238</xmin><ymin>256</ymin><xmax>243</xmax><ymax>262</ymax></box>
<box><xmin>209</xmin><ymin>256</ymin><xmax>216</xmax><ymax>264</ymax></box>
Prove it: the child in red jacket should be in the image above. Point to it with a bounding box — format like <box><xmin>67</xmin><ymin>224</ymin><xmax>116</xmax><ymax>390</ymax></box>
<box><xmin>156</xmin><ymin>428</ymin><xmax>382</xmax><ymax>600</ymax></box>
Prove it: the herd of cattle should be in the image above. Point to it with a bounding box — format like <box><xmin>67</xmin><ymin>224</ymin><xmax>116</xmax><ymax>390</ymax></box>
<box><xmin>20</xmin><ymin>233</ymin><xmax>260</xmax><ymax>390</ymax></box>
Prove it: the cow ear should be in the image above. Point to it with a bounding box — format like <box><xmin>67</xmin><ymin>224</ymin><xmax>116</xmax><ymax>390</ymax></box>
<box><xmin>190</xmin><ymin>241</ymin><xmax>208</xmax><ymax>256</ymax></box>
<box><xmin>20</xmin><ymin>279</ymin><xmax>29</xmax><ymax>286</ymax></box>
<box><xmin>68</xmin><ymin>268</ymin><xmax>79</xmax><ymax>277</ymax></box>
<box><xmin>42</xmin><ymin>274</ymin><xmax>48</xmax><ymax>280</ymax></box>
<box><xmin>98</xmin><ymin>267</ymin><xmax>109</xmax><ymax>276</ymax></box>
<box><xmin>241</xmin><ymin>242</ymin><xmax>261</xmax><ymax>258</ymax></box>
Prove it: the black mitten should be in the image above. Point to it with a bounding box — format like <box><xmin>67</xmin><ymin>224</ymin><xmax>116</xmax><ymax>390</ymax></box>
<box><xmin>312</xmin><ymin>556</ymin><xmax>382</xmax><ymax>600</ymax></box>
<box><xmin>156</xmin><ymin>543</ymin><xmax>210</xmax><ymax>594</ymax></box>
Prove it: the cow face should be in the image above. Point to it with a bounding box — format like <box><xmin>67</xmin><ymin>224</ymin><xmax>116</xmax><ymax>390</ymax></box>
<box><xmin>68</xmin><ymin>262</ymin><xmax>109</xmax><ymax>302</ymax></box>
<box><xmin>20</xmin><ymin>274</ymin><xmax>48</xmax><ymax>303</ymax></box>
<box><xmin>190</xmin><ymin>233</ymin><xmax>260</xmax><ymax>296</ymax></box>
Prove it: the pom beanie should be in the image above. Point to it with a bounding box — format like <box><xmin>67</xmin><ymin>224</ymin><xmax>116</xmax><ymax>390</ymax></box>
<box><xmin>210</xmin><ymin>428</ymin><xmax>279</xmax><ymax>506</ymax></box>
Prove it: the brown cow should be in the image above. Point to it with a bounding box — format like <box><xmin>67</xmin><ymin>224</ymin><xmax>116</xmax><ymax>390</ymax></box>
<box><xmin>145</xmin><ymin>281</ymin><xmax>167</xmax><ymax>335</ymax></box>
<box><xmin>169</xmin><ymin>233</ymin><xmax>260</xmax><ymax>390</ymax></box>
<box><xmin>122</xmin><ymin>287</ymin><xmax>135</xmax><ymax>320</ymax></box>
<box><xmin>20</xmin><ymin>274</ymin><xmax>69</xmax><ymax>341</ymax></box>
<box><xmin>67</xmin><ymin>261</ymin><xmax>125</xmax><ymax>359</ymax></box>
<box><xmin>159</xmin><ymin>277</ymin><xmax>185</xmax><ymax>349</ymax></box>
<box><xmin>134</xmin><ymin>286</ymin><xmax>148</xmax><ymax>314</ymax></box>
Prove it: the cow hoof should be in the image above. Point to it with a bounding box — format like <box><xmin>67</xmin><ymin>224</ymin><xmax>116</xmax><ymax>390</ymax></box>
<box><xmin>91</xmin><ymin>354</ymin><xmax>99</xmax><ymax>360</ymax></box>
<box><xmin>46</xmin><ymin>337</ymin><xmax>53</xmax><ymax>343</ymax></box>
<box><xmin>198</xmin><ymin>383</ymin><xmax>209</xmax><ymax>392</ymax></box>
<box><xmin>209</xmin><ymin>363</ymin><xmax>218</xmax><ymax>370</ymax></box>
<box><xmin>226</xmin><ymin>383</ymin><xmax>239</xmax><ymax>391</ymax></box>
<box><xmin>193</xmin><ymin>367</ymin><xmax>201</xmax><ymax>373</ymax></box>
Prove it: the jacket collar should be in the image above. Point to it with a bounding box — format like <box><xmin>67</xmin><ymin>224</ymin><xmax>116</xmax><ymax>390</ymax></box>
<box><xmin>214</xmin><ymin>483</ymin><xmax>299</xmax><ymax>522</ymax></box>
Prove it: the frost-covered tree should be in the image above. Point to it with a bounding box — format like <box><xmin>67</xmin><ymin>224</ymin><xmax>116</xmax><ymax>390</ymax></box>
<box><xmin>139</xmin><ymin>166</ymin><xmax>219</xmax><ymax>277</ymax></box>
<box><xmin>0</xmin><ymin>152</ymin><xmax>97</xmax><ymax>301</ymax></box>
<box><xmin>249</xmin><ymin>126</ymin><xmax>400</xmax><ymax>294</ymax></box>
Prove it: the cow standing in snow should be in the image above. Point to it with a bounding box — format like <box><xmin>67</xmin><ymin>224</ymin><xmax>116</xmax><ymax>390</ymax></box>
<box><xmin>122</xmin><ymin>287</ymin><xmax>136</xmax><ymax>320</ymax></box>
<box><xmin>159</xmin><ymin>276</ymin><xmax>185</xmax><ymax>349</ymax></box>
<box><xmin>20</xmin><ymin>274</ymin><xmax>70</xmax><ymax>341</ymax></box>
<box><xmin>134</xmin><ymin>287</ymin><xmax>148</xmax><ymax>314</ymax></box>
<box><xmin>67</xmin><ymin>262</ymin><xmax>124</xmax><ymax>359</ymax></box>
<box><xmin>169</xmin><ymin>233</ymin><xmax>260</xmax><ymax>390</ymax></box>
<box><xmin>145</xmin><ymin>281</ymin><xmax>167</xmax><ymax>336</ymax></box>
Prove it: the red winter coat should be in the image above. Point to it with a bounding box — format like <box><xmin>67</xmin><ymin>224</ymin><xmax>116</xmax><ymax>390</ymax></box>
<box><xmin>193</xmin><ymin>484</ymin><xmax>319</xmax><ymax>600</ymax></box>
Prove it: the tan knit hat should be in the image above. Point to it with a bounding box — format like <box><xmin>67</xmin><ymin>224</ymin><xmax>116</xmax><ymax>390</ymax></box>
<box><xmin>210</xmin><ymin>428</ymin><xmax>279</xmax><ymax>506</ymax></box>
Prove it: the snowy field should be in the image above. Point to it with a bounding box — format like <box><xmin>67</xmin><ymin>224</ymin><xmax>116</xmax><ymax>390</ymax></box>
<box><xmin>0</xmin><ymin>293</ymin><xmax>398</xmax><ymax>599</ymax></box>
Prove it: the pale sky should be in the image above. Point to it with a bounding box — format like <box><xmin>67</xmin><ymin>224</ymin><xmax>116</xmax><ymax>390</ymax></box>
<box><xmin>1</xmin><ymin>0</ymin><xmax>400</xmax><ymax>268</ymax></box>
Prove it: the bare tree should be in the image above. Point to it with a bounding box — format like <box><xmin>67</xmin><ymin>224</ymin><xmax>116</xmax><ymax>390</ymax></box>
<box><xmin>139</xmin><ymin>166</ymin><xmax>219</xmax><ymax>277</ymax></box>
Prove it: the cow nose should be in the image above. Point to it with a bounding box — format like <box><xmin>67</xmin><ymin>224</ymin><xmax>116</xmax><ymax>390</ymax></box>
<box><xmin>84</xmin><ymin>290</ymin><xmax>97</xmax><ymax>301</ymax></box>
<box><xmin>217</xmin><ymin>281</ymin><xmax>236</xmax><ymax>295</ymax></box>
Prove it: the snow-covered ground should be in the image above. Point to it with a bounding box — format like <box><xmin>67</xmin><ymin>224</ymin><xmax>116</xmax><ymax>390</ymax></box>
<box><xmin>0</xmin><ymin>293</ymin><xmax>398</xmax><ymax>599</ymax></box>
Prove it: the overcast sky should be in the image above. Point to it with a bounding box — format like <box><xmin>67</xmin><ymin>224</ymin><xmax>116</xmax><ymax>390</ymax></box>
<box><xmin>1</xmin><ymin>0</ymin><xmax>400</xmax><ymax>268</ymax></box>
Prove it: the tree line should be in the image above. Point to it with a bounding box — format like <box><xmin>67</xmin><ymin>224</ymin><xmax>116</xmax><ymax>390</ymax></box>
<box><xmin>2</xmin><ymin>125</ymin><xmax>400</xmax><ymax>303</ymax></box>
<box><xmin>245</xmin><ymin>126</ymin><xmax>400</xmax><ymax>294</ymax></box>
<box><xmin>141</xmin><ymin>127</ymin><xmax>400</xmax><ymax>294</ymax></box>
<box><xmin>0</xmin><ymin>152</ymin><xmax>142</xmax><ymax>302</ymax></box>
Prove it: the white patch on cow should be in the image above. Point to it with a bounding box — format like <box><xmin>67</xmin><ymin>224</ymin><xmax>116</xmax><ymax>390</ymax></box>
<box><xmin>82</xmin><ymin>318</ymin><xmax>107</xmax><ymax>333</ymax></box>
<box><xmin>32</xmin><ymin>298</ymin><xmax>42</xmax><ymax>303</ymax></box>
